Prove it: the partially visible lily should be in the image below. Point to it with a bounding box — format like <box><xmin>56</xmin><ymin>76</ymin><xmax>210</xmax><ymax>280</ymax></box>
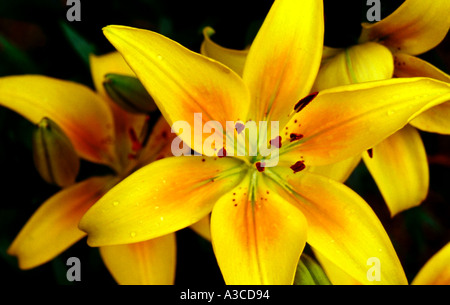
<box><xmin>2</xmin><ymin>52</ymin><xmax>186</xmax><ymax>284</ymax></box>
<box><xmin>316</xmin><ymin>242</ymin><xmax>450</xmax><ymax>285</ymax></box>
<box><xmin>201</xmin><ymin>0</ymin><xmax>450</xmax><ymax>217</ymax></box>
<box><xmin>312</xmin><ymin>0</ymin><xmax>450</xmax><ymax>216</ymax></box>
<box><xmin>79</xmin><ymin>0</ymin><xmax>450</xmax><ymax>284</ymax></box>
<box><xmin>412</xmin><ymin>242</ymin><xmax>450</xmax><ymax>285</ymax></box>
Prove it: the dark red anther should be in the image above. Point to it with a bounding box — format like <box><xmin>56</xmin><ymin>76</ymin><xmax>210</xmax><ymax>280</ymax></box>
<box><xmin>290</xmin><ymin>160</ymin><xmax>305</xmax><ymax>173</ymax></box>
<box><xmin>269</xmin><ymin>136</ymin><xmax>282</xmax><ymax>148</ymax></box>
<box><xmin>289</xmin><ymin>133</ymin><xmax>304</xmax><ymax>142</ymax></box>
<box><xmin>218</xmin><ymin>147</ymin><xmax>227</xmax><ymax>158</ymax></box>
<box><xmin>255</xmin><ymin>162</ymin><xmax>265</xmax><ymax>172</ymax></box>
<box><xmin>294</xmin><ymin>92</ymin><xmax>318</xmax><ymax>113</ymax></box>
<box><xmin>235</xmin><ymin>122</ymin><xmax>245</xmax><ymax>134</ymax></box>
<box><xmin>128</xmin><ymin>153</ymin><xmax>138</xmax><ymax>160</ymax></box>
<box><xmin>367</xmin><ymin>148</ymin><xmax>373</xmax><ymax>158</ymax></box>
<box><xmin>128</xmin><ymin>128</ymin><xmax>142</xmax><ymax>152</ymax></box>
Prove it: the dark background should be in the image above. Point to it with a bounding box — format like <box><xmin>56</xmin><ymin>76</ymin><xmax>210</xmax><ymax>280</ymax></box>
<box><xmin>0</xmin><ymin>0</ymin><xmax>448</xmax><ymax>285</ymax></box>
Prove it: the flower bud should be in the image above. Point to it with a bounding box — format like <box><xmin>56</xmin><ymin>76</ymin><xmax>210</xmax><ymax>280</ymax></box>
<box><xmin>32</xmin><ymin>117</ymin><xmax>80</xmax><ymax>187</ymax></box>
<box><xmin>103</xmin><ymin>73</ymin><xmax>157</xmax><ymax>114</ymax></box>
<box><xmin>294</xmin><ymin>253</ymin><xmax>331</xmax><ymax>285</ymax></box>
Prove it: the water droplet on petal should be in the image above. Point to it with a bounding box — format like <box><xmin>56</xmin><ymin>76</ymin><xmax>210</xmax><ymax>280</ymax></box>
<box><xmin>160</xmin><ymin>216</ymin><xmax>164</xmax><ymax>221</ymax></box>
<box><xmin>156</xmin><ymin>54</ymin><xmax>163</xmax><ymax>60</ymax></box>
<box><xmin>113</xmin><ymin>201</ymin><xmax>119</xmax><ymax>207</ymax></box>
<box><xmin>130</xmin><ymin>231</ymin><xmax>136</xmax><ymax>238</ymax></box>
<box><xmin>387</xmin><ymin>110</ymin><xmax>395</xmax><ymax>116</ymax></box>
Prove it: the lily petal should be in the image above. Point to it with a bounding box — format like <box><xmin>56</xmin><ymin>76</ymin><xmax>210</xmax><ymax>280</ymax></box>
<box><xmin>211</xmin><ymin>172</ymin><xmax>307</xmax><ymax>284</ymax></box>
<box><xmin>200</xmin><ymin>27</ymin><xmax>248</xmax><ymax>76</ymax></box>
<box><xmin>266</xmin><ymin>168</ymin><xmax>407</xmax><ymax>284</ymax></box>
<box><xmin>313</xmin><ymin>42</ymin><xmax>394</xmax><ymax>91</ymax></box>
<box><xmin>412</xmin><ymin>242</ymin><xmax>450</xmax><ymax>285</ymax></box>
<box><xmin>103</xmin><ymin>25</ymin><xmax>251</xmax><ymax>152</ymax></box>
<box><xmin>363</xmin><ymin>125</ymin><xmax>429</xmax><ymax>216</ymax></box>
<box><xmin>281</xmin><ymin>78</ymin><xmax>450</xmax><ymax>166</ymax></box>
<box><xmin>409</xmin><ymin>102</ymin><xmax>450</xmax><ymax>135</ymax></box>
<box><xmin>242</xmin><ymin>0</ymin><xmax>323</xmax><ymax>127</ymax></box>
<box><xmin>79</xmin><ymin>156</ymin><xmax>246</xmax><ymax>246</ymax></box>
<box><xmin>189</xmin><ymin>215</ymin><xmax>211</xmax><ymax>241</ymax></box>
<box><xmin>321</xmin><ymin>46</ymin><xmax>343</xmax><ymax>63</ymax></box>
<box><xmin>359</xmin><ymin>0</ymin><xmax>450</xmax><ymax>55</ymax></box>
<box><xmin>7</xmin><ymin>176</ymin><xmax>115</xmax><ymax>270</ymax></box>
<box><xmin>100</xmin><ymin>234</ymin><xmax>176</xmax><ymax>285</ymax></box>
<box><xmin>313</xmin><ymin>250</ymin><xmax>361</xmax><ymax>285</ymax></box>
<box><xmin>307</xmin><ymin>156</ymin><xmax>361</xmax><ymax>183</ymax></box>
<box><xmin>393</xmin><ymin>53</ymin><xmax>450</xmax><ymax>82</ymax></box>
<box><xmin>0</xmin><ymin>75</ymin><xmax>116</xmax><ymax>165</ymax></box>
<box><xmin>393</xmin><ymin>53</ymin><xmax>450</xmax><ymax>134</ymax></box>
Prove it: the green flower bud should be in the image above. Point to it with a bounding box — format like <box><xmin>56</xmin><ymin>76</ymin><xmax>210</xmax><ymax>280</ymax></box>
<box><xmin>294</xmin><ymin>253</ymin><xmax>332</xmax><ymax>285</ymax></box>
<box><xmin>32</xmin><ymin>117</ymin><xmax>80</xmax><ymax>187</ymax></box>
<box><xmin>103</xmin><ymin>73</ymin><xmax>158</xmax><ymax>114</ymax></box>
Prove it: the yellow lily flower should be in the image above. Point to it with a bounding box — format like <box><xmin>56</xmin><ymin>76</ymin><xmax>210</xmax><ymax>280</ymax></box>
<box><xmin>79</xmin><ymin>0</ymin><xmax>450</xmax><ymax>284</ymax></box>
<box><xmin>2</xmin><ymin>52</ymin><xmax>181</xmax><ymax>284</ymax></box>
<box><xmin>316</xmin><ymin>241</ymin><xmax>450</xmax><ymax>285</ymax></box>
<box><xmin>412</xmin><ymin>242</ymin><xmax>450</xmax><ymax>285</ymax></box>
<box><xmin>312</xmin><ymin>0</ymin><xmax>450</xmax><ymax>216</ymax></box>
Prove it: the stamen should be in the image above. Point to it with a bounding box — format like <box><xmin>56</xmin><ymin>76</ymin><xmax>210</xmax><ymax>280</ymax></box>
<box><xmin>290</xmin><ymin>160</ymin><xmax>305</xmax><ymax>173</ymax></box>
<box><xmin>235</xmin><ymin>122</ymin><xmax>245</xmax><ymax>134</ymax></box>
<box><xmin>128</xmin><ymin>128</ymin><xmax>142</xmax><ymax>152</ymax></box>
<box><xmin>289</xmin><ymin>133</ymin><xmax>303</xmax><ymax>142</ymax></box>
<box><xmin>294</xmin><ymin>92</ymin><xmax>318</xmax><ymax>113</ymax></box>
<box><xmin>218</xmin><ymin>147</ymin><xmax>227</xmax><ymax>158</ymax></box>
<box><xmin>269</xmin><ymin>136</ymin><xmax>282</xmax><ymax>148</ymax></box>
<box><xmin>255</xmin><ymin>162</ymin><xmax>265</xmax><ymax>172</ymax></box>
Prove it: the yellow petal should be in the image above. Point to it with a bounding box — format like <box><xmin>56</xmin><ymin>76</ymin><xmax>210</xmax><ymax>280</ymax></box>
<box><xmin>409</xmin><ymin>102</ymin><xmax>450</xmax><ymax>135</ymax></box>
<box><xmin>7</xmin><ymin>176</ymin><xmax>115</xmax><ymax>270</ymax></box>
<box><xmin>90</xmin><ymin>52</ymin><xmax>148</xmax><ymax>170</ymax></box>
<box><xmin>412</xmin><ymin>242</ymin><xmax>450</xmax><ymax>285</ymax></box>
<box><xmin>189</xmin><ymin>215</ymin><xmax>211</xmax><ymax>241</ymax></box>
<box><xmin>393</xmin><ymin>53</ymin><xmax>450</xmax><ymax>134</ymax></box>
<box><xmin>79</xmin><ymin>156</ymin><xmax>246</xmax><ymax>246</ymax></box>
<box><xmin>0</xmin><ymin>75</ymin><xmax>116</xmax><ymax>165</ymax></box>
<box><xmin>313</xmin><ymin>250</ymin><xmax>361</xmax><ymax>285</ymax></box>
<box><xmin>393</xmin><ymin>53</ymin><xmax>450</xmax><ymax>82</ymax></box>
<box><xmin>359</xmin><ymin>0</ymin><xmax>450</xmax><ymax>55</ymax></box>
<box><xmin>242</xmin><ymin>0</ymin><xmax>323</xmax><ymax>127</ymax></box>
<box><xmin>100</xmin><ymin>234</ymin><xmax>176</xmax><ymax>285</ymax></box>
<box><xmin>200</xmin><ymin>27</ymin><xmax>248</xmax><ymax>76</ymax></box>
<box><xmin>307</xmin><ymin>156</ymin><xmax>361</xmax><ymax>183</ymax></box>
<box><xmin>363</xmin><ymin>125</ymin><xmax>429</xmax><ymax>216</ymax></box>
<box><xmin>281</xmin><ymin>78</ymin><xmax>450</xmax><ymax>166</ymax></box>
<box><xmin>313</xmin><ymin>42</ymin><xmax>394</xmax><ymax>91</ymax></box>
<box><xmin>103</xmin><ymin>25</ymin><xmax>251</xmax><ymax>152</ymax></box>
<box><xmin>265</xmin><ymin>168</ymin><xmax>407</xmax><ymax>284</ymax></box>
<box><xmin>211</xmin><ymin>172</ymin><xmax>307</xmax><ymax>284</ymax></box>
<box><xmin>321</xmin><ymin>46</ymin><xmax>343</xmax><ymax>63</ymax></box>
